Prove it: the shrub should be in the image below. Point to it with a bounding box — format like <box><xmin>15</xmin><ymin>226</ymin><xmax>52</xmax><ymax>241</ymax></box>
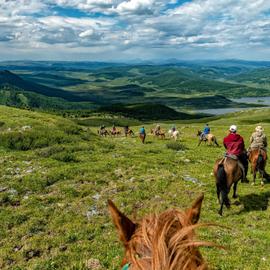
<box><xmin>61</xmin><ymin>124</ymin><xmax>82</xmax><ymax>135</ymax></box>
<box><xmin>0</xmin><ymin>129</ymin><xmax>73</xmax><ymax>151</ymax></box>
<box><xmin>52</xmin><ymin>151</ymin><xmax>79</xmax><ymax>163</ymax></box>
<box><xmin>99</xmin><ymin>142</ymin><xmax>115</xmax><ymax>153</ymax></box>
<box><xmin>166</xmin><ymin>142</ymin><xmax>187</xmax><ymax>151</ymax></box>
<box><xmin>36</xmin><ymin>145</ymin><xmax>66</xmax><ymax>157</ymax></box>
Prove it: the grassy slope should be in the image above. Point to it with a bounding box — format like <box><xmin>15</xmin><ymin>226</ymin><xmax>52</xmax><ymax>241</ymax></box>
<box><xmin>0</xmin><ymin>106</ymin><xmax>270</xmax><ymax>269</ymax></box>
<box><xmin>0</xmin><ymin>85</ymin><xmax>96</xmax><ymax>111</ymax></box>
<box><xmin>0</xmin><ymin>71</ymin><xmax>84</xmax><ymax>102</ymax></box>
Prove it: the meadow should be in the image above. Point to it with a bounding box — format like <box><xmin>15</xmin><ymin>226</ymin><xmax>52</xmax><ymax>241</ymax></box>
<box><xmin>0</xmin><ymin>105</ymin><xmax>270</xmax><ymax>269</ymax></box>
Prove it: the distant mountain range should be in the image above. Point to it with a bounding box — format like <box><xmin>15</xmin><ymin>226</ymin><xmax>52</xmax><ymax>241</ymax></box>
<box><xmin>1</xmin><ymin>59</ymin><xmax>270</xmax><ymax>71</ymax></box>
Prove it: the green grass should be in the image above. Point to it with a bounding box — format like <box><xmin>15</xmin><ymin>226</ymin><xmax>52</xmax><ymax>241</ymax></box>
<box><xmin>0</xmin><ymin>105</ymin><xmax>270</xmax><ymax>269</ymax></box>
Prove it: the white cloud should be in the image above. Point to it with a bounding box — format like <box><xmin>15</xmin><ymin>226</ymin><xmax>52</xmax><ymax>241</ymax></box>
<box><xmin>1</xmin><ymin>0</ymin><xmax>270</xmax><ymax>60</ymax></box>
<box><xmin>79</xmin><ymin>29</ymin><xmax>95</xmax><ymax>37</ymax></box>
<box><xmin>116</xmin><ymin>0</ymin><xmax>154</xmax><ymax>14</ymax></box>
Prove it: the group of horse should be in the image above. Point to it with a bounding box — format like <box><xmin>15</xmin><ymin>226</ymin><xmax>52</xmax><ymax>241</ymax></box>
<box><xmin>98</xmin><ymin>128</ymin><xmax>134</xmax><ymax>137</ymax></box>
<box><xmin>108</xmin><ymin>128</ymin><xmax>269</xmax><ymax>269</ymax></box>
<box><xmin>214</xmin><ymin>148</ymin><xmax>268</xmax><ymax>216</ymax></box>
<box><xmin>98</xmin><ymin>126</ymin><xmax>180</xmax><ymax>141</ymax></box>
<box><xmin>196</xmin><ymin>130</ymin><xmax>268</xmax><ymax>215</ymax></box>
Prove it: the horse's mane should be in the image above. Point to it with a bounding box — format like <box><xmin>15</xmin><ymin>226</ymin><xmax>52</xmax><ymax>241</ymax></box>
<box><xmin>129</xmin><ymin>209</ymin><xmax>214</xmax><ymax>270</ymax></box>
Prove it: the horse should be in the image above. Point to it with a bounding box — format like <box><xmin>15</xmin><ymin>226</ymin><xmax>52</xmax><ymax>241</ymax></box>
<box><xmin>110</xmin><ymin>129</ymin><xmax>122</xmax><ymax>137</ymax></box>
<box><xmin>248</xmin><ymin>148</ymin><xmax>267</xmax><ymax>186</ymax></box>
<box><xmin>168</xmin><ymin>129</ymin><xmax>180</xmax><ymax>141</ymax></box>
<box><xmin>125</xmin><ymin>129</ymin><xmax>135</xmax><ymax>137</ymax></box>
<box><xmin>197</xmin><ymin>131</ymin><xmax>219</xmax><ymax>147</ymax></box>
<box><xmin>98</xmin><ymin>129</ymin><xmax>109</xmax><ymax>137</ymax></box>
<box><xmin>214</xmin><ymin>156</ymin><xmax>244</xmax><ymax>215</ymax></box>
<box><xmin>151</xmin><ymin>129</ymin><xmax>166</xmax><ymax>139</ymax></box>
<box><xmin>109</xmin><ymin>194</ymin><xmax>218</xmax><ymax>270</ymax></box>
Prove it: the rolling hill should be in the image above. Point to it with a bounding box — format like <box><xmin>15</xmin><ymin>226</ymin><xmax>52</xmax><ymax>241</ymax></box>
<box><xmin>0</xmin><ymin>105</ymin><xmax>270</xmax><ymax>269</ymax></box>
<box><xmin>0</xmin><ymin>61</ymin><xmax>269</xmax><ymax>120</ymax></box>
<box><xmin>0</xmin><ymin>70</ymin><xmax>84</xmax><ymax>102</ymax></box>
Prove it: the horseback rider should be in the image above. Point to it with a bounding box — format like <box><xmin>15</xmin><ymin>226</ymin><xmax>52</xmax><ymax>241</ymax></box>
<box><xmin>248</xmin><ymin>126</ymin><xmax>269</xmax><ymax>181</ymax></box>
<box><xmin>112</xmin><ymin>124</ymin><xmax>116</xmax><ymax>135</ymax></box>
<box><xmin>139</xmin><ymin>126</ymin><xmax>146</xmax><ymax>143</ymax></box>
<box><xmin>140</xmin><ymin>126</ymin><xmax>146</xmax><ymax>135</ymax></box>
<box><xmin>249</xmin><ymin>126</ymin><xmax>267</xmax><ymax>151</ymax></box>
<box><xmin>223</xmin><ymin>125</ymin><xmax>248</xmax><ymax>182</ymax></box>
<box><xmin>155</xmin><ymin>124</ymin><xmax>161</xmax><ymax>136</ymax></box>
<box><xmin>124</xmin><ymin>125</ymin><xmax>129</xmax><ymax>137</ymax></box>
<box><xmin>201</xmin><ymin>124</ymin><xmax>210</xmax><ymax>140</ymax></box>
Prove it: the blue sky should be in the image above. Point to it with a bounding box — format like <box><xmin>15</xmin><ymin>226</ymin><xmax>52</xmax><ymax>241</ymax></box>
<box><xmin>1</xmin><ymin>0</ymin><xmax>270</xmax><ymax>61</ymax></box>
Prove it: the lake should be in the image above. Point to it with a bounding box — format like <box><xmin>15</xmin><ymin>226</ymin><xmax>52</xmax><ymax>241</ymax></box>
<box><xmin>195</xmin><ymin>96</ymin><xmax>270</xmax><ymax>115</ymax></box>
<box><xmin>231</xmin><ymin>96</ymin><xmax>270</xmax><ymax>106</ymax></box>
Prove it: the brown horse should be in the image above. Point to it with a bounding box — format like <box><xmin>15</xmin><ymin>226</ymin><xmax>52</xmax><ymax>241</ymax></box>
<box><xmin>109</xmin><ymin>194</ymin><xmax>218</xmax><ymax>270</ymax></box>
<box><xmin>248</xmin><ymin>148</ymin><xmax>267</xmax><ymax>185</ymax></box>
<box><xmin>110</xmin><ymin>130</ymin><xmax>122</xmax><ymax>137</ymax></box>
<box><xmin>214</xmin><ymin>157</ymin><xmax>243</xmax><ymax>215</ymax></box>
<box><xmin>197</xmin><ymin>131</ymin><xmax>219</xmax><ymax>147</ymax></box>
<box><xmin>98</xmin><ymin>129</ymin><xmax>109</xmax><ymax>137</ymax></box>
<box><xmin>126</xmin><ymin>129</ymin><xmax>135</xmax><ymax>137</ymax></box>
<box><xmin>151</xmin><ymin>129</ymin><xmax>166</xmax><ymax>139</ymax></box>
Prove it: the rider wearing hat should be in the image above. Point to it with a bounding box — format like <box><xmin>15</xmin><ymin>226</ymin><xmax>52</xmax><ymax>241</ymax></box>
<box><xmin>223</xmin><ymin>125</ymin><xmax>248</xmax><ymax>181</ymax></box>
<box><xmin>249</xmin><ymin>126</ymin><xmax>267</xmax><ymax>151</ymax></box>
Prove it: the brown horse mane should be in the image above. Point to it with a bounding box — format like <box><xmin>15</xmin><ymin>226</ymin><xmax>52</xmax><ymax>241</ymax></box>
<box><xmin>128</xmin><ymin>209</ymin><xmax>216</xmax><ymax>270</ymax></box>
<box><xmin>108</xmin><ymin>195</ymin><xmax>223</xmax><ymax>269</ymax></box>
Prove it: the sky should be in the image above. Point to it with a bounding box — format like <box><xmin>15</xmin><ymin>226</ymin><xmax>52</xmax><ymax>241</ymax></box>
<box><xmin>1</xmin><ymin>0</ymin><xmax>270</xmax><ymax>61</ymax></box>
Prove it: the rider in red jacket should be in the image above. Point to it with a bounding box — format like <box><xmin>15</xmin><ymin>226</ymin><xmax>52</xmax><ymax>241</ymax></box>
<box><xmin>223</xmin><ymin>125</ymin><xmax>248</xmax><ymax>181</ymax></box>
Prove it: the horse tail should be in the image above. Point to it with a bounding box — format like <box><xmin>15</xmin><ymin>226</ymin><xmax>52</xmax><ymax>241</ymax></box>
<box><xmin>257</xmin><ymin>150</ymin><xmax>265</xmax><ymax>174</ymax></box>
<box><xmin>217</xmin><ymin>164</ymin><xmax>227</xmax><ymax>189</ymax></box>
<box><xmin>216</xmin><ymin>163</ymin><xmax>230</xmax><ymax>207</ymax></box>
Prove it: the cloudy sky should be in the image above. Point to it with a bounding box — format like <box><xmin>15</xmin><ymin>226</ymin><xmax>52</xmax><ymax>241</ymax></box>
<box><xmin>1</xmin><ymin>0</ymin><xmax>270</xmax><ymax>61</ymax></box>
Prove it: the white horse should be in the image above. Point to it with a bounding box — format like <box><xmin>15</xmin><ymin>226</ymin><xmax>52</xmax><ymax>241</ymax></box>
<box><xmin>168</xmin><ymin>129</ymin><xmax>180</xmax><ymax>141</ymax></box>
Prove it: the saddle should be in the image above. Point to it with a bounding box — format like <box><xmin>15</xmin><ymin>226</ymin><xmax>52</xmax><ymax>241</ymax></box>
<box><xmin>224</xmin><ymin>153</ymin><xmax>238</xmax><ymax>160</ymax></box>
<box><xmin>219</xmin><ymin>154</ymin><xmax>245</xmax><ymax>178</ymax></box>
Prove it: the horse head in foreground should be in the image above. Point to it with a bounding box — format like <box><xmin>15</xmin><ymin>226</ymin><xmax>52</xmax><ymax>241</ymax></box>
<box><xmin>109</xmin><ymin>194</ymin><xmax>215</xmax><ymax>270</ymax></box>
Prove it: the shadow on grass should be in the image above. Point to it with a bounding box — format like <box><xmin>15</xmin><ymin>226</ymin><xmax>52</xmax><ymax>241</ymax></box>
<box><xmin>238</xmin><ymin>191</ymin><xmax>270</xmax><ymax>213</ymax></box>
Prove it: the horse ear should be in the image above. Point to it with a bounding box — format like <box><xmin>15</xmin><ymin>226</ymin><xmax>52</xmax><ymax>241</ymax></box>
<box><xmin>186</xmin><ymin>194</ymin><xmax>204</xmax><ymax>224</ymax></box>
<box><xmin>108</xmin><ymin>200</ymin><xmax>136</xmax><ymax>245</ymax></box>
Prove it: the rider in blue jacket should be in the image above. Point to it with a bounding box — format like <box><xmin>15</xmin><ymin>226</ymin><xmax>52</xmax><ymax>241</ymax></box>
<box><xmin>201</xmin><ymin>124</ymin><xmax>210</xmax><ymax>139</ymax></box>
<box><xmin>139</xmin><ymin>126</ymin><xmax>146</xmax><ymax>135</ymax></box>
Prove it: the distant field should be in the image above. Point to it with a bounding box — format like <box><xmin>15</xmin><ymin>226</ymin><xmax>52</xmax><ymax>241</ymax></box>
<box><xmin>0</xmin><ymin>105</ymin><xmax>270</xmax><ymax>269</ymax></box>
